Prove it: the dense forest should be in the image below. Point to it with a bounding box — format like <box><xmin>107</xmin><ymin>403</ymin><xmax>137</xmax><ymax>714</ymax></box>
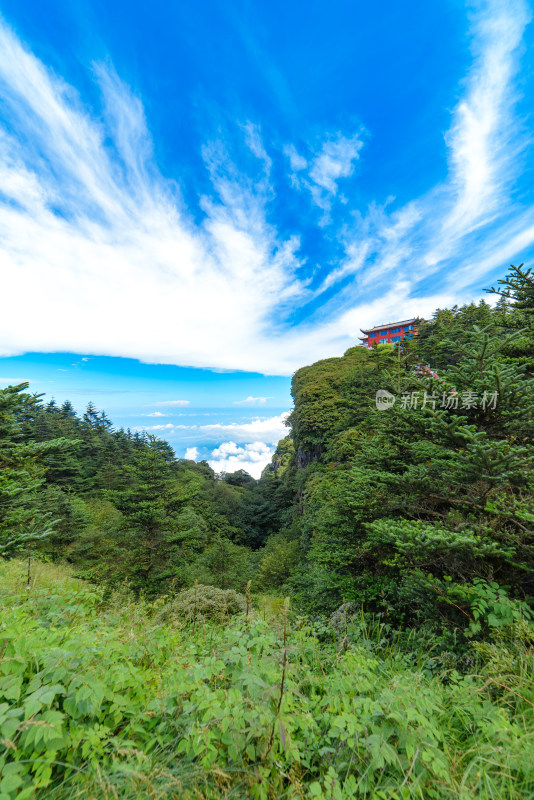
<box><xmin>1</xmin><ymin>263</ymin><xmax>534</xmax><ymax>798</ymax></box>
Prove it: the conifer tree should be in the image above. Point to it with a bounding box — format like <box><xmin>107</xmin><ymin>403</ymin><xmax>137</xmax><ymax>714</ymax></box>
<box><xmin>0</xmin><ymin>384</ymin><xmax>75</xmax><ymax>557</ymax></box>
<box><xmin>283</xmin><ymin>274</ymin><xmax>534</xmax><ymax>623</ymax></box>
<box><xmin>487</xmin><ymin>263</ymin><xmax>534</xmax><ymax>374</ymax></box>
<box><xmin>60</xmin><ymin>400</ymin><xmax>77</xmax><ymax>419</ymax></box>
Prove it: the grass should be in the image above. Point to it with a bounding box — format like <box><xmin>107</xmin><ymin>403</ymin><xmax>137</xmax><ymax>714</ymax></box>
<box><xmin>1</xmin><ymin>559</ymin><xmax>534</xmax><ymax>799</ymax></box>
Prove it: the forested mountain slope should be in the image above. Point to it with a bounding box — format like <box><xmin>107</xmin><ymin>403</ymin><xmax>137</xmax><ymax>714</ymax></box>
<box><xmin>1</xmin><ymin>264</ymin><xmax>534</xmax><ymax>799</ymax></box>
<box><xmin>0</xmin><ymin>387</ymin><xmax>264</xmax><ymax>592</ymax></box>
<box><xmin>1</xmin><ymin>263</ymin><xmax>533</xmax><ymax>637</ymax></box>
<box><xmin>265</xmin><ymin>265</ymin><xmax>534</xmax><ymax>635</ymax></box>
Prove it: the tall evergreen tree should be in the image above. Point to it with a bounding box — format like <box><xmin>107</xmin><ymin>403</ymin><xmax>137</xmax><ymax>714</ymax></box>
<box><xmin>0</xmin><ymin>384</ymin><xmax>76</xmax><ymax>556</ymax></box>
<box><xmin>487</xmin><ymin>263</ymin><xmax>534</xmax><ymax>374</ymax></box>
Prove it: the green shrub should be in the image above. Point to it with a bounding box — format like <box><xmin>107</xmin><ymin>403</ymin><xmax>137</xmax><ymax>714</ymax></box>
<box><xmin>156</xmin><ymin>583</ymin><xmax>246</xmax><ymax>623</ymax></box>
<box><xmin>2</xmin><ymin>560</ymin><xmax>534</xmax><ymax>800</ymax></box>
<box><xmin>328</xmin><ymin>601</ymin><xmax>359</xmax><ymax>634</ymax></box>
<box><xmin>255</xmin><ymin>532</ymin><xmax>300</xmax><ymax>591</ymax></box>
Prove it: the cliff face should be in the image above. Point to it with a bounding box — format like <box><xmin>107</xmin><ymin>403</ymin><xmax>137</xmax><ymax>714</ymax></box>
<box><xmin>261</xmin><ymin>436</ymin><xmax>295</xmax><ymax>478</ymax></box>
<box><xmin>287</xmin><ymin>346</ymin><xmax>381</xmax><ymax>469</ymax></box>
<box><xmin>294</xmin><ymin>444</ymin><xmax>323</xmax><ymax>469</ymax></box>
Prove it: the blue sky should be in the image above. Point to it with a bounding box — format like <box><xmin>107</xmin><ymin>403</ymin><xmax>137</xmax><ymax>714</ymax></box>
<box><xmin>0</xmin><ymin>352</ymin><xmax>291</xmax><ymax>476</ymax></box>
<box><xmin>0</xmin><ymin>0</ymin><xmax>533</xmax><ymax>474</ymax></box>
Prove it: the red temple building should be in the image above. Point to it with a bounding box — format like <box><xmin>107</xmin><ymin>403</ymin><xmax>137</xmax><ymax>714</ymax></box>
<box><xmin>359</xmin><ymin>318</ymin><xmax>418</xmax><ymax>348</ymax></box>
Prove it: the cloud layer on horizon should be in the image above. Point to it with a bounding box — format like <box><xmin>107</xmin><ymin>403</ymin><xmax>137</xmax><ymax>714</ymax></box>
<box><xmin>140</xmin><ymin>412</ymin><xmax>289</xmax><ymax>442</ymax></box>
<box><xmin>0</xmin><ymin>0</ymin><xmax>533</xmax><ymax>376</ymax></box>
<box><xmin>138</xmin><ymin>413</ymin><xmax>290</xmax><ymax>478</ymax></box>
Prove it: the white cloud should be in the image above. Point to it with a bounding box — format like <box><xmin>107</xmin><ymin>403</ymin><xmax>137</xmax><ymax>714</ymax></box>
<box><xmin>197</xmin><ymin>412</ymin><xmax>290</xmax><ymax>443</ymax></box>
<box><xmin>308</xmin><ymin>134</ymin><xmax>363</xmax><ymax>195</ymax></box>
<box><xmin>152</xmin><ymin>400</ymin><xmax>190</xmax><ymax>407</ymax></box>
<box><xmin>145</xmin><ymin>411</ymin><xmax>166</xmax><ymax>417</ymax></box>
<box><xmin>0</xmin><ymin>19</ymin><xmax>306</xmax><ymax>374</ymax></box>
<box><xmin>285</xmin><ymin>133</ymin><xmax>364</xmax><ymax>220</ymax></box>
<box><xmin>0</xmin><ymin>377</ymin><xmax>32</xmax><ymax>383</ymax></box>
<box><xmin>424</xmin><ymin>0</ymin><xmax>532</xmax><ymax>264</ymax></box>
<box><xmin>0</xmin><ymin>4</ymin><xmax>532</xmax><ymax>377</ymax></box>
<box><xmin>233</xmin><ymin>395</ymin><xmax>271</xmax><ymax>405</ymax></box>
<box><xmin>135</xmin><ymin>412</ymin><xmax>292</xmax><ymax>445</ymax></box>
<box><xmin>284</xmin><ymin>144</ymin><xmax>307</xmax><ymax>172</ymax></box>
<box><xmin>315</xmin><ymin>0</ymin><xmax>534</xmax><ymax>306</ymax></box>
<box><xmin>242</xmin><ymin>122</ymin><xmax>272</xmax><ymax>173</ymax></box>
<box><xmin>138</xmin><ymin>412</ymin><xmax>290</xmax><ymax>444</ymax></box>
<box><xmin>184</xmin><ymin>446</ymin><xmax>199</xmax><ymax>460</ymax></box>
<box><xmin>208</xmin><ymin>441</ymin><xmax>274</xmax><ymax>479</ymax></box>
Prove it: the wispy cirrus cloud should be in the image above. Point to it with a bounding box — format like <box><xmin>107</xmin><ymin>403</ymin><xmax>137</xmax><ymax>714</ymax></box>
<box><xmin>0</xmin><ymin>19</ymin><xmax>305</xmax><ymax>374</ymax></box>
<box><xmin>0</xmin><ymin>0</ymin><xmax>532</xmax><ymax>376</ymax></box>
<box><xmin>324</xmin><ymin>0</ymin><xmax>534</xmax><ymax>304</ymax></box>
<box><xmin>285</xmin><ymin>132</ymin><xmax>364</xmax><ymax>221</ymax></box>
